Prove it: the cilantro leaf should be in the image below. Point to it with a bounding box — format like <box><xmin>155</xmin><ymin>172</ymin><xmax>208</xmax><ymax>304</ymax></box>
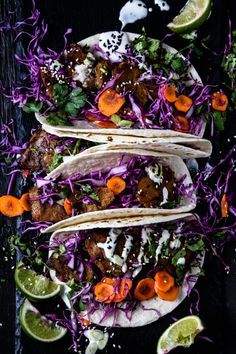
<box><xmin>46</xmin><ymin>112</ymin><xmax>69</xmax><ymax>126</ymax></box>
<box><xmin>213</xmin><ymin>111</ymin><xmax>226</xmax><ymax>132</ymax></box>
<box><xmin>48</xmin><ymin>152</ymin><xmax>64</xmax><ymax>172</ymax></box>
<box><xmin>23</xmin><ymin>100</ymin><xmax>43</xmax><ymax>113</ymax></box>
<box><xmin>171</xmin><ymin>249</ymin><xmax>186</xmax><ymax>267</ymax></box>
<box><xmin>131</xmin><ymin>29</ymin><xmax>160</xmax><ymax>61</ymax></box>
<box><xmin>186</xmin><ymin>239</ymin><xmax>205</xmax><ymax>252</ymax></box>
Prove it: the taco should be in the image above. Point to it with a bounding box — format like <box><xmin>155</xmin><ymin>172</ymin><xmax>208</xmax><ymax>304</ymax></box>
<box><xmin>27</xmin><ymin>149</ymin><xmax>196</xmax><ymax>233</ymax></box>
<box><xmin>32</xmin><ymin>31</ymin><xmax>209</xmax><ymax>143</ymax></box>
<box><xmin>48</xmin><ymin>213</ymin><xmax>205</xmax><ymax>327</ymax></box>
<box><xmin>43</xmin><ymin>124</ymin><xmax>212</xmax><ymax>158</ymax></box>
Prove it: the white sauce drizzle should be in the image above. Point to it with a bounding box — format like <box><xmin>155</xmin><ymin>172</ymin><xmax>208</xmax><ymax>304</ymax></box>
<box><xmin>73</xmin><ymin>54</ymin><xmax>95</xmax><ymax>86</ymax></box>
<box><xmin>121</xmin><ymin>235</ymin><xmax>133</xmax><ymax>272</ymax></box>
<box><xmin>137</xmin><ymin>227</ymin><xmax>151</xmax><ymax>265</ymax></box>
<box><xmin>145</xmin><ymin>164</ymin><xmax>163</xmax><ymax>185</ymax></box>
<box><xmin>160</xmin><ymin>186</ymin><xmax>169</xmax><ymax>206</ymax></box>
<box><xmin>97</xmin><ymin>229</ymin><xmax>121</xmax><ymax>263</ymax></box>
<box><xmin>154</xmin><ymin>0</ymin><xmax>170</xmax><ymax>11</ymax></box>
<box><xmin>119</xmin><ymin>0</ymin><xmax>148</xmax><ymax>30</ymax></box>
<box><xmin>176</xmin><ymin>257</ymin><xmax>186</xmax><ymax>265</ymax></box>
<box><xmin>155</xmin><ymin>229</ymin><xmax>170</xmax><ymax>262</ymax></box>
<box><xmin>170</xmin><ymin>238</ymin><xmax>181</xmax><ymax>249</ymax></box>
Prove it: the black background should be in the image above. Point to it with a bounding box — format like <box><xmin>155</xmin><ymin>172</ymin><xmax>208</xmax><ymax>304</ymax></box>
<box><xmin>0</xmin><ymin>1</ymin><xmax>236</xmax><ymax>354</ymax></box>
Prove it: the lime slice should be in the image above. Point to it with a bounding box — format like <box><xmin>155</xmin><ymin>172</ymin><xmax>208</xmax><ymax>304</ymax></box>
<box><xmin>20</xmin><ymin>299</ymin><xmax>67</xmax><ymax>342</ymax></box>
<box><xmin>167</xmin><ymin>0</ymin><xmax>212</xmax><ymax>33</ymax></box>
<box><xmin>157</xmin><ymin>315</ymin><xmax>204</xmax><ymax>354</ymax></box>
<box><xmin>15</xmin><ymin>262</ymin><xmax>61</xmax><ymax>300</ymax></box>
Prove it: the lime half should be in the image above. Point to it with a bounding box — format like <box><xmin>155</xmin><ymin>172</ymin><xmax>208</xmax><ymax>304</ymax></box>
<box><xmin>157</xmin><ymin>315</ymin><xmax>204</xmax><ymax>354</ymax></box>
<box><xmin>15</xmin><ymin>262</ymin><xmax>61</xmax><ymax>301</ymax></box>
<box><xmin>167</xmin><ymin>0</ymin><xmax>212</xmax><ymax>33</ymax></box>
<box><xmin>20</xmin><ymin>299</ymin><xmax>67</xmax><ymax>342</ymax></box>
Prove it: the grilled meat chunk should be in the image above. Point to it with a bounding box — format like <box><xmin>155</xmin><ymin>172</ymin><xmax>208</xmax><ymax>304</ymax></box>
<box><xmin>95</xmin><ymin>60</ymin><xmax>111</xmax><ymax>89</ymax></box>
<box><xmin>136</xmin><ymin>168</ymin><xmax>175</xmax><ymax>208</ymax></box>
<box><xmin>29</xmin><ymin>187</ymin><xmax>68</xmax><ymax>223</ymax></box>
<box><xmin>97</xmin><ymin>187</ymin><xmax>115</xmax><ymax>209</ymax></box>
<box><xmin>64</xmin><ymin>43</ymin><xmax>87</xmax><ymax>66</ymax></box>
<box><xmin>113</xmin><ymin>62</ymin><xmax>142</xmax><ymax>93</ymax></box>
<box><xmin>48</xmin><ymin>255</ymin><xmax>81</xmax><ymax>283</ymax></box>
<box><xmin>20</xmin><ymin>131</ymin><xmax>57</xmax><ymax>172</ymax></box>
<box><xmin>134</xmin><ymin>82</ymin><xmax>149</xmax><ymax>106</ymax></box>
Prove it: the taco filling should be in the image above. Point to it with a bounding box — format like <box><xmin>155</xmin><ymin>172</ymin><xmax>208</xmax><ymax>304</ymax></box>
<box><xmin>17</xmin><ymin>30</ymin><xmax>209</xmax><ymax>136</ymax></box>
<box><xmin>19</xmin><ymin>130</ymin><xmax>96</xmax><ymax>173</ymax></box>
<box><xmin>27</xmin><ymin>155</ymin><xmax>186</xmax><ymax>224</ymax></box>
<box><xmin>48</xmin><ymin>220</ymin><xmax>204</xmax><ymax>324</ymax></box>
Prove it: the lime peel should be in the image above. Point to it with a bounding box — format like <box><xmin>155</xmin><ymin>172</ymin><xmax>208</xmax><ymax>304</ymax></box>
<box><xmin>167</xmin><ymin>0</ymin><xmax>212</xmax><ymax>33</ymax></box>
<box><xmin>15</xmin><ymin>262</ymin><xmax>61</xmax><ymax>300</ymax></box>
<box><xmin>157</xmin><ymin>315</ymin><xmax>204</xmax><ymax>354</ymax></box>
<box><xmin>20</xmin><ymin>299</ymin><xmax>67</xmax><ymax>342</ymax></box>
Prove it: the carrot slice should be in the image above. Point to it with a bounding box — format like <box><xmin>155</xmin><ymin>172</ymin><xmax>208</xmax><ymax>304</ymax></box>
<box><xmin>94</xmin><ymin>282</ymin><xmax>115</xmax><ymax>303</ymax></box>
<box><xmin>212</xmin><ymin>92</ymin><xmax>228</xmax><ymax>111</ymax></box>
<box><xmin>98</xmin><ymin>89</ymin><xmax>125</xmax><ymax>117</ymax></box>
<box><xmin>157</xmin><ymin>286</ymin><xmax>179</xmax><ymax>301</ymax></box>
<box><xmin>97</xmin><ymin>121</ymin><xmax>117</xmax><ymax>128</ymax></box>
<box><xmin>113</xmin><ymin>278</ymin><xmax>132</xmax><ymax>303</ymax></box>
<box><xmin>106</xmin><ymin>176</ymin><xmax>126</xmax><ymax>195</ymax></box>
<box><xmin>134</xmin><ymin>278</ymin><xmax>155</xmax><ymax>301</ymax></box>
<box><xmin>87</xmin><ymin>115</ymin><xmax>99</xmax><ymax>122</ymax></box>
<box><xmin>0</xmin><ymin>195</ymin><xmax>24</xmax><ymax>217</ymax></box>
<box><xmin>154</xmin><ymin>271</ymin><xmax>175</xmax><ymax>293</ymax></box>
<box><xmin>163</xmin><ymin>84</ymin><xmax>177</xmax><ymax>103</ymax></box>
<box><xmin>174</xmin><ymin>95</ymin><xmax>192</xmax><ymax>112</ymax></box>
<box><xmin>102</xmin><ymin>278</ymin><xmax>132</xmax><ymax>303</ymax></box>
<box><xmin>79</xmin><ymin>315</ymin><xmax>90</xmax><ymax>327</ymax></box>
<box><xmin>221</xmin><ymin>193</ymin><xmax>229</xmax><ymax>218</ymax></box>
<box><xmin>20</xmin><ymin>193</ymin><xmax>31</xmax><ymax>211</ymax></box>
<box><xmin>175</xmin><ymin>115</ymin><xmax>190</xmax><ymax>132</ymax></box>
<box><xmin>64</xmin><ymin>198</ymin><xmax>72</xmax><ymax>216</ymax></box>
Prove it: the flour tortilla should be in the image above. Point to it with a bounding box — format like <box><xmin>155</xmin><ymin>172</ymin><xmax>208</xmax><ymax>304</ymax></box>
<box><xmin>44</xmin><ymin>124</ymin><xmax>212</xmax><ymax>159</ymax></box>
<box><xmin>49</xmin><ymin>213</ymin><xmax>204</xmax><ymax>327</ymax></box>
<box><xmin>37</xmin><ymin>31</ymin><xmax>206</xmax><ymax>142</ymax></box>
<box><xmin>43</xmin><ymin>149</ymin><xmax>196</xmax><ymax>233</ymax></box>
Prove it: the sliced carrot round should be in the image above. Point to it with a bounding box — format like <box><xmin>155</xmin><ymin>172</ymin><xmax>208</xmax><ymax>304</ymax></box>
<box><xmin>94</xmin><ymin>282</ymin><xmax>115</xmax><ymax>303</ymax></box>
<box><xmin>64</xmin><ymin>198</ymin><xmax>72</xmax><ymax>216</ymax></box>
<box><xmin>0</xmin><ymin>195</ymin><xmax>24</xmax><ymax>217</ymax></box>
<box><xmin>106</xmin><ymin>176</ymin><xmax>126</xmax><ymax>195</ymax></box>
<box><xmin>174</xmin><ymin>95</ymin><xmax>192</xmax><ymax>112</ymax></box>
<box><xmin>157</xmin><ymin>286</ymin><xmax>179</xmax><ymax>301</ymax></box>
<box><xmin>134</xmin><ymin>278</ymin><xmax>155</xmax><ymax>301</ymax></box>
<box><xmin>221</xmin><ymin>193</ymin><xmax>229</xmax><ymax>218</ymax></box>
<box><xmin>102</xmin><ymin>277</ymin><xmax>132</xmax><ymax>303</ymax></box>
<box><xmin>97</xmin><ymin>121</ymin><xmax>117</xmax><ymax>129</ymax></box>
<box><xmin>98</xmin><ymin>89</ymin><xmax>125</xmax><ymax>117</ymax></box>
<box><xmin>113</xmin><ymin>278</ymin><xmax>132</xmax><ymax>303</ymax></box>
<box><xmin>20</xmin><ymin>193</ymin><xmax>31</xmax><ymax>211</ymax></box>
<box><xmin>212</xmin><ymin>92</ymin><xmax>228</xmax><ymax>111</ymax></box>
<box><xmin>163</xmin><ymin>84</ymin><xmax>177</xmax><ymax>103</ymax></box>
<box><xmin>79</xmin><ymin>315</ymin><xmax>90</xmax><ymax>327</ymax></box>
<box><xmin>154</xmin><ymin>271</ymin><xmax>175</xmax><ymax>293</ymax></box>
<box><xmin>175</xmin><ymin>115</ymin><xmax>190</xmax><ymax>132</ymax></box>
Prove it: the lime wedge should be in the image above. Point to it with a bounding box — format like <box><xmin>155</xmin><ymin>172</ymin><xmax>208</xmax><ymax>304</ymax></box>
<box><xmin>167</xmin><ymin>0</ymin><xmax>212</xmax><ymax>33</ymax></box>
<box><xmin>20</xmin><ymin>299</ymin><xmax>67</xmax><ymax>342</ymax></box>
<box><xmin>15</xmin><ymin>262</ymin><xmax>61</xmax><ymax>300</ymax></box>
<box><xmin>157</xmin><ymin>315</ymin><xmax>204</xmax><ymax>354</ymax></box>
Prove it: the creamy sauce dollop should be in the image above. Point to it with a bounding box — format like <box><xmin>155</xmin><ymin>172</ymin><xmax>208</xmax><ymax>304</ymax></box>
<box><xmin>154</xmin><ymin>0</ymin><xmax>170</xmax><ymax>11</ymax></box>
<box><xmin>119</xmin><ymin>0</ymin><xmax>148</xmax><ymax>30</ymax></box>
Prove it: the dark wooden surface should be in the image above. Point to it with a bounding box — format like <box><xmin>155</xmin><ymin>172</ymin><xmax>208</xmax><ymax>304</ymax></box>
<box><xmin>0</xmin><ymin>1</ymin><xmax>236</xmax><ymax>354</ymax></box>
